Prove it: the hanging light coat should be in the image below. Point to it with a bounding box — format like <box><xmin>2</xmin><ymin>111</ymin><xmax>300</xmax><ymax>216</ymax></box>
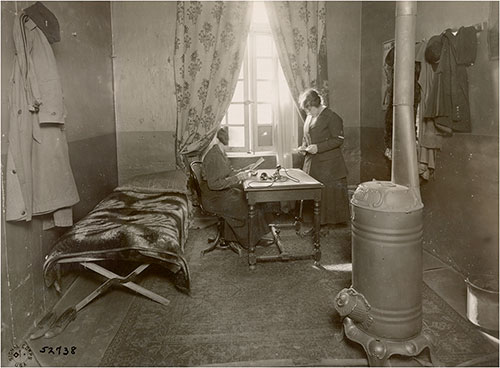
<box><xmin>5</xmin><ymin>15</ymin><xmax>79</xmax><ymax>224</ymax></box>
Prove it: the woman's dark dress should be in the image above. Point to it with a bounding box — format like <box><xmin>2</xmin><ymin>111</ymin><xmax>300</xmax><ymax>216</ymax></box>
<box><xmin>200</xmin><ymin>144</ymin><xmax>269</xmax><ymax>248</ymax></box>
<box><xmin>302</xmin><ymin>108</ymin><xmax>349</xmax><ymax>225</ymax></box>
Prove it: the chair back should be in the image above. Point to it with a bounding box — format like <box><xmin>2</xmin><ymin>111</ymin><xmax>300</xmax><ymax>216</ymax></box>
<box><xmin>189</xmin><ymin>161</ymin><xmax>204</xmax><ymax>205</ymax></box>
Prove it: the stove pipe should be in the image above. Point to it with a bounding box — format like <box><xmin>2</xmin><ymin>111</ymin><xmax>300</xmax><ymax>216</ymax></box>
<box><xmin>392</xmin><ymin>1</ymin><xmax>421</xmax><ymax>201</ymax></box>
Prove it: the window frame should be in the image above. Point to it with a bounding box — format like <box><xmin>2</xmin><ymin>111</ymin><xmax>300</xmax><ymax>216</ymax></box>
<box><xmin>221</xmin><ymin>53</ymin><xmax>251</xmax><ymax>152</ymax></box>
<box><xmin>222</xmin><ymin>17</ymin><xmax>280</xmax><ymax>154</ymax></box>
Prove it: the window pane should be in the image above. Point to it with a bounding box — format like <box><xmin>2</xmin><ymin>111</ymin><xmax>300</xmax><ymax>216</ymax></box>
<box><xmin>257</xmin><ymin>81</ymin><xmax>272</xmax><ymax>102</ymax></box>
<box><xmin>257</xmin><ymin>126</ymin><xmax>273</xmax><ymax>147</ymax></box>
<box><xmin>256</xmin><ymin>34</ymin><xmax>273</xmax><ymax>57</ymax></box>
<box><xmin>227</xmin><ymin>104</ymin><xmax>245</xmax><ymax>125</ymax></box>
<box><xmin>228</xmin><ymin>126</ymin><xmax>245</xmax><ymax>147</ymax></box>
<box><xmin>256</xmin><ymin>58</ymin><xmax>273</xmax><ymax>80</ymax></box>
<box><xmin>232</xmin><ymin>81</ymin><xmax>244</xmax><ymax>102</ymax></box>
<box><xmin>257</xmin><ymin>104</ymin><xmax>272</xmax><ymax>125</ymax></box>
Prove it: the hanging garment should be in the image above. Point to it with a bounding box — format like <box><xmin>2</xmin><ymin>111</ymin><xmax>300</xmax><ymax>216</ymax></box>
<box><xmin>6</xmin><ymin>15</ymin><xmax>79</xmax><ymax>225</ymax></box>
<box><xmin>383</xmin><ymin>44</ymin><xmax>422</xmax><ymax>152</ymax></box>
<box><xmin>416</xmin><ymin>40</ymin><xmax>431</xmax><ymax>121</ymax></box>
<box><xmin>417</xmin><ymin>39</ymin><xmax>442</xmax><ymax>181</ymax></box>
<box><xmin>418</xmin><ymin>118</ymin><xmax>443</xmax><ymax>181</ymax></box>
<box><xmin>424</xmin><ymin>26</ymin><xmax>477</xmax><ymax>134</ymax></box>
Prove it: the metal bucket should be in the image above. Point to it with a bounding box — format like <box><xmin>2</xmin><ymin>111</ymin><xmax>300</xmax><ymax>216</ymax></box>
<box><xmin>351</xmin><ymin>181</ymin><xmax>424</xmax><ymax>339</ymax></box>
<box><xmin>465</xmin><ymin>274</ymin><xmax>499</xmax><ymax>331</ymax></box>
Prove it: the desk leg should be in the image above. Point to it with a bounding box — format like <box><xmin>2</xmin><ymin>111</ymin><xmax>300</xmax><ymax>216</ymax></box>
<box><xmin>248</xmin><ymin>204</ymin><xmax>256</xmax><ymax>270</ymax></box>
<box><xmin>313</xmin><ymin>200</ymin><xmax>321</xmax><ymax>263</ymax></box>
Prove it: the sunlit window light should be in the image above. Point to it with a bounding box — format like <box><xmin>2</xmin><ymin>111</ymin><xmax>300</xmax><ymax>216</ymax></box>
<box><xmin>321</xmin><ymin>263</ymin><xmax>353</xmax><ymax>272</ymax></box>
<box><xmin>252</xmin><ymin>1</ymin><xmax>269</xmax><ymax>25</ymax></box>
<box><xmin>222</xmin><ymin>1</ymin><xmax>294</xmax><ymax>154</ymax></box>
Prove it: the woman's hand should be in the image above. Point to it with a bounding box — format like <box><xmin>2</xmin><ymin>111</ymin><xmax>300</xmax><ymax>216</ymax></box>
<box><xmin>305</xmin><ymin>144</ymin><xmax>318</xmax><ymax>154</ymax></box>
<box><xmin>236</xmin><ymin>170</ymin><xmax>251</xmax><ymax>182</ymax></box>
<box><xmin>298</xmin><ymin>146</ymin><xmax>307</xmax><ymax>156</ymax></box>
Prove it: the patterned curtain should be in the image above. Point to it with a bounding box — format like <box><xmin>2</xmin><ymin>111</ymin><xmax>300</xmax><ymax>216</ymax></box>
<box><xmin>265</xmin><ymin>1</ymin><xmax>329</xmax><ymax>106</ymax></box>
<box><xmin>174</xmin><ymin>1</ymin><xmax>252</xmax><ymax>166</ymax></box>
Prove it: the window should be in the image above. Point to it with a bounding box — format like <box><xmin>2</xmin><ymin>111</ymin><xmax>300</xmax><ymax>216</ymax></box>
<box><xmin>221</xmin><ymin>2</ymin><xmax>287</xmax><ymax>153</ymax></box>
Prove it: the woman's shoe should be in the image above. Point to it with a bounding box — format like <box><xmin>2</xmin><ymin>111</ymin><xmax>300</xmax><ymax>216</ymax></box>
<box><xmin>299</xmin><ymin>227</ymin><xmax>314</xmax><ymax>237</ymax></box>
<box><xmin>260</xmin><ymin>232</ymin><xmax>274</xmax><ymax>241</ymax></box>
<box><xmin>257</xmin><ymin>238</ymin><xmax>274</xmax><ymax>247</ymax></box>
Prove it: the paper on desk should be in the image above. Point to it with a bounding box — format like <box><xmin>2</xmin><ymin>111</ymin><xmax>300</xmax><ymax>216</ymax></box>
<box><xmin>248</xmin><ymin>157</ymin><xmax>265</xmax><ymax>171</ymax></box>
<box><xmin>247</xmin><ymin>180</ymin><xmax>272</xmax><ymax>188</ymax></box>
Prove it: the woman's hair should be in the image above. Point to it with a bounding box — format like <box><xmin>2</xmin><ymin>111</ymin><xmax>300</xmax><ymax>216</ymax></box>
<box><xmin>298</xmin><ymin>88</ymin><xmax>323</xmax><ymax>110</ymax></box>
<box><xmin>216</xmin><ymin>126</ymin><xmax>229</xmax><ymax>145</ymax></box>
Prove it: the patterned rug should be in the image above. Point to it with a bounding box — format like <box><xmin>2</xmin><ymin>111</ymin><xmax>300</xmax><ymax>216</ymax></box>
<box><xmin>100</xmin><ymin>226</ymin><xmax>497</xmax><ymax>367</ymax></box>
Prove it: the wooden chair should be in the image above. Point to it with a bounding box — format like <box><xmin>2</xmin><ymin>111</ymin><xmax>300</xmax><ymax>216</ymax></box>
<box><xmin>189</xmin><ymin>161</ymin><xmax>242</xmax><ymax>257</ymax></box>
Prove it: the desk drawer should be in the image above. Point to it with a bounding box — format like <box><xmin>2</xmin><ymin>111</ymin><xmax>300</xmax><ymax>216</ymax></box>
<box><xmin>246</xmin><ymin>188</ymin><xmax>322</xmax><ymax>204</ymax></box>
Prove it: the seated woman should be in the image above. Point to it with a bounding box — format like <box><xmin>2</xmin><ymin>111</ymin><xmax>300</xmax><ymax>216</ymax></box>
<box><xmin>200</xmin><ymin>127</ymin><xmax>270</xmax><ymax>249</ymax></box>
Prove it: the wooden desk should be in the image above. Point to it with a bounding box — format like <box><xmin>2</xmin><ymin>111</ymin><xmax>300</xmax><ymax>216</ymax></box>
<box><xmin>243</xmin><ymin>168</ymin><xmax>324</xmax><ymax>269</ymax></box>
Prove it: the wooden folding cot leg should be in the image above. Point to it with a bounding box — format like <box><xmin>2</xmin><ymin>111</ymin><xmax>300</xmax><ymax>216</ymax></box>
<box><xmin>44</xmin><ymin>274</ymin><xmax>122</xmax><ymax>339</ymax></box>
<box><xmin>42</xmin><ymin>263</ymin><xmax>159</xmax><ymax>339</ymax></box>
<box><xmin>80</xmin><ymin>262</ymin><xmax>170</xmax><ymax>307</ymax></box>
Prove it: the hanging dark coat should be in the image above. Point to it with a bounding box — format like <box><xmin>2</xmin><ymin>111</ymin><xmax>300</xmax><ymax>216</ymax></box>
<box><xmin>424</xmin><ymin>26</ymin><xmax>477</xmax><ymax>134</ymax></box>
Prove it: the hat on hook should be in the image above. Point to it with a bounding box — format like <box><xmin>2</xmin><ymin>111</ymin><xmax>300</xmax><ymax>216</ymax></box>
<box><xmin>24</xmin><ymin>2</ymin><xmax>61</xmax><ymax>44</ymax></box>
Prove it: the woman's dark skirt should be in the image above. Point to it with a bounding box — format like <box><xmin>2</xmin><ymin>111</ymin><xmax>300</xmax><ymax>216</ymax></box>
<box><xmin>201</xmin><ymin>186</ymin><xmax>269</xmax><ymax>248</ymax></box>
<box><xmin>320</xmin><ymin>177</ymin><xmax>349</xmax><ymax>225</ymax></box>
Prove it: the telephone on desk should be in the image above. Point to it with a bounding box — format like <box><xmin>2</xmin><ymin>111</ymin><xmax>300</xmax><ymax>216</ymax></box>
<box><xmin>259</xmin><ymin>165</ymin><xmax>283</xmax><ymax>181</ymax></box>
<box><xmin>247</xmin><ymin>165</ymin><xmax>300</xmax><ymax>186</ymax></box>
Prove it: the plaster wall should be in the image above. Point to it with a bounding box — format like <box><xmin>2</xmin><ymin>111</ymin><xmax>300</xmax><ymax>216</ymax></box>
<box><xmin>111</xmin><ymin>1</ymin><xmax>177</xmax><ymax>184</ymax></box>
<box><xmin>326</xmin><ymin>1</ymin><xmax>362</xmax><ymax>185</ymax></box>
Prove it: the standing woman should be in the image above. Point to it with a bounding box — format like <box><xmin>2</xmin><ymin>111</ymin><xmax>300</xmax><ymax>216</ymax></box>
<box><xmin>298</xmin><ymin>89</ymin><xmax>349</xmax><ymax>227</ymax></box>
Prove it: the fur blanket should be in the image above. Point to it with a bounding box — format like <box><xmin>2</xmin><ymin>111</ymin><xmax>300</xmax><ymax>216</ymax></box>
<box><xmin>43</xmin><ymin>170</ymin><xmax>190</xmax><ymax>292</ymax></box>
